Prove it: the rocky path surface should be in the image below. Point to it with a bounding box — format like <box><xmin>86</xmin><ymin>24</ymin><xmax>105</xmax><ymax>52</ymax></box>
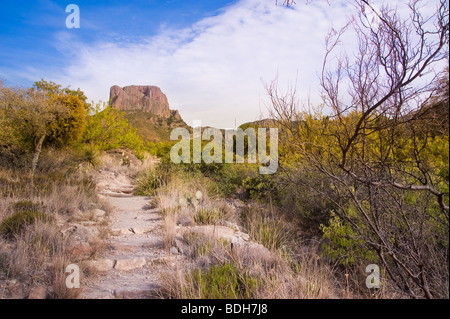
<box><xmin>81</xmin><ymin>170</ymin><xmax>175</xmax><ymax>299</ymax></box>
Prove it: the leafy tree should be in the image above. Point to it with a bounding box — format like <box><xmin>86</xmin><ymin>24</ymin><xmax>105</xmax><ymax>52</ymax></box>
<box><xmin>82</xmin><ymin>102</ymin><xmax>144</xmax><ymax>158</ymax></box>
<box><xmin>0</xmin><ymin>80</ymin><xmax>87</xmax><ymax>174</ymax></box>
<box><xmin>48</xmin><ymin>94</ymin><xmax>86</xmax><ymax>145</ymax></box>
<box><xmin>269</xmin><ymin>0</ymin><xmax>449</xmax><ymax>298</ymax></box>
<box><xmin>34</xmin><ymin>79</ymin><xmax>90</xmax><ymax>110</ymax></box>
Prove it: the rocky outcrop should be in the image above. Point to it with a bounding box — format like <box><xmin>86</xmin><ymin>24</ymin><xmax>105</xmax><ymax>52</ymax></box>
<box><xmin>110</xmin><ymin>85</ymin><xmax>181</xmax><ymax>120</ymax></box>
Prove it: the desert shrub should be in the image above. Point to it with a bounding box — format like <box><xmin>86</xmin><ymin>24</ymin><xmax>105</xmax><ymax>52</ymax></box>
<box><xmin>320</xmin><ymin>211</ymin><xmax>378</xmax><ymax>267</ymax></box>
<box><xmin>47</xmin><ymin>93</ymin><xmax>86</xmax><ymax>146</ymax></box>
<box><xmin>0</xmin><ymin>146</ymin><xmax>30</xmax><ymax>169</ymax></box>
<box><xmin>135</xmin><ymin>163</ymin><xmax>173</xmax><ymax>195</ymax></box>
<box><xmin>0</xmin><ymin>80</ymin><xmax>90</xmax><ymax>173</ymax></box>
<box><xmin>0</xmin><ymin>210</ymin><xmax>51</xmax><ymax>238</ymax></box>
<box><xmin>186</xmin><ymin>262</ymin><xmax>261</xmax><ymax>299</ymax></box>
<box><xmin>276</xmin><ymin>171</ymin><xmax>338</xmax><ymax>235</ymax></box>
<box><xmin>242</xmin><ymin>174</ymin><xmax>278</xmax><ymax>201</ymax></box>
<box><xmin>173</xmin><ymin>161</ymin><xmax>245</xmax><ymax>197</ymax></box>
<box><xmin>79</xmin><ymin>144</ymin><xmax>101</xmax><ymax>168</ymax></box>
<box><xmin>193</xmin><ymin>208</ymin><xmax>224</xmax><ymax>225</ymax></box>
<box><xmin>182</xmin><ymin>232</ymin><xmax>230</xmax><ymax>259</ymax></box>
<box><xmin>82</xmin><ymin>103</ymin><xmax>144</xmax><ymax>159</ymax></box>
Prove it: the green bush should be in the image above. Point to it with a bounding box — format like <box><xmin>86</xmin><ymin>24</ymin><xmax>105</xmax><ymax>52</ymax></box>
<box><xmin>186</xmin><ymin>262</ymin><xmax>260</xmax><ymax>299</ymax></box>
<box><xmin>242</xmin><ymin>175</ymin><xmax>278</xmax><ymax>201</ymax></box>
<box><xmin>135</xmin><ymin>163</ymin><xmax>173</xmax><ymax>195</ymax></box>
<box><xmin>193</xmin><ymin>208</ymin><xmax>224</xmax><ymax>225</ymax></box>
<box><xmin>79</xmin><ymin>144</ymin><xmax>101</xmax><ymax>168</ymax></box>
<box><xmin>0</xmin><ymin>210</ymin><xmax>51</xmax><ymax>238</ymax></box>
<box><xmin>82</xmin><ymin>104</ymin><xmax>144</xmax><ymax>159</ymax></box>
<box><xmin>320</xmin><ymin>211</ymin><xmax>377</xmax><ymax>267</ymax></box>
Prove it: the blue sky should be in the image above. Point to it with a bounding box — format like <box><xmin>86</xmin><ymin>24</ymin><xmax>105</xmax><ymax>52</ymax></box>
<box><xmin>0</xmin><ymin>0</ymin><xmax>237</xmax><ymax>86</ymax></box>
<box><xmin>0</xmin><ymin>0</ymin><xmax>443</xmax><ymax>128</ymax></box>
<box><xmin>2</xmin><ymin>0</ymin><xmax>338</xmax><ymax>128</ymax></box>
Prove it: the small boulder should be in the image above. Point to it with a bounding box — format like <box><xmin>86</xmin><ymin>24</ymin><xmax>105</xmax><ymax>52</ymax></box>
<box><xmin>83</xmin><ymin>259</ymin><xmax>115</xmax><ymax>272</ymax></box>
<box><xmin>60</xmin><ymin>224</ymin><xmax>98</xmax><ymax>243</ymax></box>
<box><xmin>114</xmin><ymin>258</ymin><xmax>147</xmax><ymax>271</ymax></box>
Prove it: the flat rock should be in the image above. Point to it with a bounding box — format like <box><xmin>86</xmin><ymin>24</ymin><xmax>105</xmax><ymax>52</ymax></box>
<box><xmin>149</xmin><ymin>255</ymin><xmax>179</xmax><ymax>265</ymax></box>
<box><xmin>108</xmin><ymin>243</ymin><xmax>138</xmax><ymax>252</ymax></box>
<box><xmin>111</xmin><ymin>228</ymin><xmax>132</xmax><ymax>236</ymax></box>
<box><xmin>129</xmin><ymin>227</ymin><xmax>154</xmax><ymax>234</ymax></box>
<box><xmin>232</xmin><ymin>241</ymin><xmax>272</xmax><ymax>260</ymax></box>
<box><xmin>110</xmin><ymin>227</ymin><xmax>154</xmax><ymax>236</ymax></box>
<box><xmin>234</xmin><ymin>231</ymin><xmax>250</xmax><ymax>241</ymax></box>
<box><xmin>114</xmin><ymin>258</ymin><xmax>147</xmax><ymax>271</ymax></box>
<box><xmin>186</xmin><ymin>225</ymin><xmax>236</xmax><ymax>241</ymax></box>
<box><xmin>99</xmin><ymin>192</ymin><xmax>134</xmax><ymax>198</ymax></box>
<box><xmin>109</xmin><ymin>187</ymin><xmax>135</xmax><ymax>194</ymax></box>
<box><xmin>83</xmin><ymin>259</ymin><xmax>115</xmax><ymax>272</ymax></box>
<box><xmin>60</xmin><ymin>224</ymin><xmax>98</xmax><ymax>243</ymax></box>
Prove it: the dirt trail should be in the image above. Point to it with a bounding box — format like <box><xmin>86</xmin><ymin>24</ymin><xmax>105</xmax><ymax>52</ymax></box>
<box><xmin>81</xmin><ymin>169</ymin><xmax>174</xmax><ymax>299</ymax></box>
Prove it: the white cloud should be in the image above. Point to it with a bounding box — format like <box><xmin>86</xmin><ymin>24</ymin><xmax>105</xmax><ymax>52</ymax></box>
<box><xmin>52</xmin><ymin>0</ymin><xmax>353</xmax><ymax>128</ymax></box>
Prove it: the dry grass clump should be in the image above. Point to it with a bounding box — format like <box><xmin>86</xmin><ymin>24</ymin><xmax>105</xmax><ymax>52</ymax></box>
<box><xmin>162</xmin><ymin>208</ymin><xmax>178</xmax><ymax>250</ymax></box>
<box><xmin>156</xmin><ymin>180</ymin><xmax>341</xmax><ymax>299</ymax></box>
<box><xmin>141</xmin><ymin>163</ymin><xmax>343</xmax><ymax>299</ymax></box>
<box><xmin>240</xmin><ymin>202</ymin><xmax>294</xmax><ymax>252</ymax></box>
<box><xmin>0</xmin><ymin>164</ymin><xmax>103</xmax><ymax>299</ymax></box>
<box><xmin>157</xmin><ymin>207</ymin><xmax>340</xmax><ymax>299</ymax></box>
<box><xmin>0</xmin><ymin>221</ymin><xmax>67</xmax><ymax>297</ymax></box>
<box><xmin>155</xmin><ymin>173</ymin><xmax>236</xmax><ymax>228</ymax></box>
<box><xmin>159</xmin><ymin>230</ymin><xmax>335</xmax><ymax>299</ymax></box>
<box><xmin>50</xmin><ymin>255</ymin><xmax>83</xmax><ymax>299</ymax></box>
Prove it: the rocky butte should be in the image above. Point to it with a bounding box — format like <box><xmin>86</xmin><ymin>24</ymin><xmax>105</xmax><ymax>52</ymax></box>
<box><xmin>109</xmin><ymin>85</ymin><xmax>182</xmax><ymax>120</ymax></box>
<box><xmin>109</xmin><ymin>85</ymin><xmax>188</xmax><ymax>143</ymax></box>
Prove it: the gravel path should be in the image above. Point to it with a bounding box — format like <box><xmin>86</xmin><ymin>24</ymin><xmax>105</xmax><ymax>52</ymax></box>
<box><xmin>81</xmin><ymin>170</ymin><xmax>176</xmax><ymax>299</ymax></box>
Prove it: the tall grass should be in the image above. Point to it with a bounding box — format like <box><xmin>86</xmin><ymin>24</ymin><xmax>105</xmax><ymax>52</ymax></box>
<box><xmin>240</xmin><ymin>202</ymin><xmax>293</xmax><ymax>252</ymax></box>
<box><xmin>153</xmin><ymin>170</ymin><xmax>342</xmax><ymax>299</ymax></box>
<box><xmin>0</xmin><ymin>155</ymin><xmax>100</xmax><ymax>299</ymax></box>
<box><xmin>143</xmin><ymin>160</ymin><xmax>380</xmax><ymax>299</ymax></box>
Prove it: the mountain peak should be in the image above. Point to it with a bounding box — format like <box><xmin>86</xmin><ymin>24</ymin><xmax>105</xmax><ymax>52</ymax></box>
<box><xmin>110</xmin><ymin>85</ymin><xmax>177</xmax><ymax>118</ymax></box>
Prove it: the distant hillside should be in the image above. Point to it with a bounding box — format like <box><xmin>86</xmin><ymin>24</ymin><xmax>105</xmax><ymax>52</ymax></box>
<box><xmin>239</xmin><ymin>118</ymin><xmax>278</xmax><ymax>130</ymax></box>
<box><xmin>124</xmin><ymin>110</ymin><xmax>189</xmax><ymax>143</ymax></box>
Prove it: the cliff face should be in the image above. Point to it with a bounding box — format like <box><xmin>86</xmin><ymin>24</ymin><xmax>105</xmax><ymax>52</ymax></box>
<box><xmin>110</xmin><ymin>85</ymin><xmax>181</xmax><ymax>120</ymax></box>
